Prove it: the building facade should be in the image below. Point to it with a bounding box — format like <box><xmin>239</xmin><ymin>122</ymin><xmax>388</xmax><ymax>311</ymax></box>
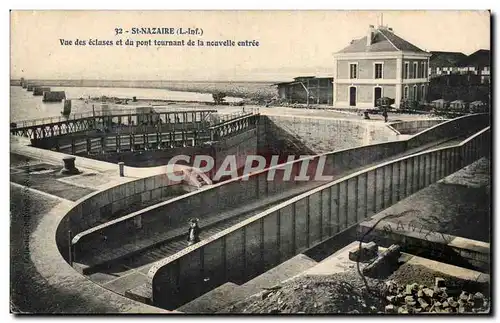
<box><xmin>456</xmin><ymin>49</ymin><xmax>490</xmax><ymax>84</ymax></box>
<box><xmin>333</xmin><ymin>25</ymin><xmax>431</xmax><ymax>109</ymax></box>
<box><xmin>428</xmin><ymin>51</ymin><xmax>468</xmax><ymax>78</ymax></box>
<box><xmin>429</xmin><ymin>49</ymin><xmax>490</xmax><ymax>84</ymax></box>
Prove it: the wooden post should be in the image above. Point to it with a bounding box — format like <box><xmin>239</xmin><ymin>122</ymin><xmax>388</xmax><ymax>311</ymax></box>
<box><xmin>118</xmin><ymin>162</ymin><xmax>125</xmax><ymax>177</ymax></box>
<box><xmin>92</xmin><ymin>105</ymin><xmax>96</xmax><ymax>129</ymax></box>
<box><xmin>307</xmin><ymin>79</ymin><xmax>310</xmax><ymax>107</ymax></box>
<box><xmin>317</xmin><ymin>79</ymin><xmax>320</xmax><ymax>104</ymax></box>
<box><xmin>143</xmin><ymin>127</ymin><xmax>148</xmax><ymax>150</ymax></box>
<box><xmin>116</xmin><ymin>135</ymin><xmax>120</xmax><ymax>153</ymax></box>
<box><xmin>102</xmin><ymin>136</ymin><xmax>107</xmax><ymax>153</ymax></box>
<box><xmin>68</xmin><ymin>230</ymin><xmax>73</xmax><ymax>265</ymax></box>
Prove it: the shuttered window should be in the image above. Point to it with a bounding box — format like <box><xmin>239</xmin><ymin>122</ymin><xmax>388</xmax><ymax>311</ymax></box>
<box><xmin>349</xmin><ymin>63</ymin><xmax>358</xmax><ymax>79</ymax></box>
<box><xmin>374</xmin><ymin>63</ymin><xmax>383</xmax><ymax>79</ymax></box>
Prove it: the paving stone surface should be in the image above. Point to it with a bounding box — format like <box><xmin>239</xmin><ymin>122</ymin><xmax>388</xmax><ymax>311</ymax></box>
<box><xmin>10</xmin><ymin>181</ymin><xmax>166</xmax><ymax>313</ymax></box>
<box><xmin>10</xmin><ymin>161</ymin><xmax>96</xmax><ymax>201</ymax></box>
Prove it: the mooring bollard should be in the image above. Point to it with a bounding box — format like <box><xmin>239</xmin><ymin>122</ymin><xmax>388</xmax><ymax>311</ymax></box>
<box><xmin>118</xmin><ymin>162</ymin><xmax>125</xmax><ymax>177</ymax></box>
<box><xmin>60</xmin><ymin>156</ymin><xmax>80</xmax><ymax>175</ymax></box>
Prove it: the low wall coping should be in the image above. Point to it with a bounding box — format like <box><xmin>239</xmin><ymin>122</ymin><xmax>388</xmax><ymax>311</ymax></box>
<box><xmin>147</xmin><ymin>125</ymin><xmax>490</xmax><ymax>282</ymax></box>
<box><xmin>73</xmin><ymin>118</ymin><xmax>489</xmax><ymax>265</ymax></box>
<box><xmin>71</xmin><ymin>139</ymin><xmax>407</xmax><ymax>245</ymax></box>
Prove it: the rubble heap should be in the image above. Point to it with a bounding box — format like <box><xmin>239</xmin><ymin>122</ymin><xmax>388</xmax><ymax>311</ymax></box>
<box><xmin>221</xmin><ymin>243</ymin><xmax>489</xmax><ymax>314</ymax></box>
<box><xmin>383</xmin><ymin>278</ymin><xmax>489</xmax><ymax>314</ymax></box>
<box><xmin>220</xmin><ymin>272</ymin><xmax>386</xmax><ymax>314</ymax></box>
<box><xmin>221</xmin><ymin>272</ymin><xmax>490</xmax><ymax>314</ymax></box>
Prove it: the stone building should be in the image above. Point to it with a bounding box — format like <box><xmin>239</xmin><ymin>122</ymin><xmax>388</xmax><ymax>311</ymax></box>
<box><xmin>456</xmin><ymin>49</ymin><xmax>490</xmax><ymax>84</ymax></box>
<box><xmin>274</xmin><ymin>76</ymin><xmax>334</xmax><ymax>105</ymax></box>
<box><xmin>333</xmin><ymin>25</ymin><xmax>431</xmax><ymax>109</ymax></box>
<box><xmin>428</xmin><ymin>51</ymin><xmax>468</xmax><ymax>78</ymax></box>
<box><xmin>429</xmin><ymin>49</ymin><xmax>490</xmax><ymax>84</ymax></box>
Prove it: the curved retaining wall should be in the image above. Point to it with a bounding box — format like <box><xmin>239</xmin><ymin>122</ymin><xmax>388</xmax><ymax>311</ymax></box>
<box><xmin>389</xmin><ymin>119</ymin><xmax>445</xmax><ymax>135</ymax></box>
<box><xmin>56</xmin><ymin>172</ymin><xmax>185</xmax><ymax>262</ymax></box>
<box><xmin>70</xmin><ymin>139</ymin><xmax>408</xmax><ymax>263</ymax></box>
<box><xmin>11</xmin><ymin>188</ymin><xmax>169</xmax><ymax>313</ymax></box>
<box><xmin>263</xmin><ymin>115</ymin><xmax>399</xmax><ymax>154</ymax></box>
<box><xmin>68</xmin><ymin>113</ymin><xmax>489</xmax><ymax>267</ymax></box>
<box><xmin>149</xmin><ymin>126</ymin><xmax>491</xmax><ymax>310</ymax></box>
<box><xmin>406</xmin><ymin>113</ymin><xmax>489</xmax><ymax>149</ymax></box>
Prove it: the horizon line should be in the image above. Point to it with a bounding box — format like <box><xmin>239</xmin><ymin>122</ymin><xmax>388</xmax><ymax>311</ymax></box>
<box><xmin>9</xmin><ymin>78</ymin><xmax>325</xmax><ymax>83</ymax></box>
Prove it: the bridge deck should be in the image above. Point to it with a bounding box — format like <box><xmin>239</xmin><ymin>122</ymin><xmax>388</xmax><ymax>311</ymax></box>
<box><xmin>12</xmin><ymin>108</ymin><xmax>217</xmax><ymax>129</ymax></box>
<box><xmin>11</xmin><ymin>109</ymin><xmax>258</xmax><ymax>142</ymax></box>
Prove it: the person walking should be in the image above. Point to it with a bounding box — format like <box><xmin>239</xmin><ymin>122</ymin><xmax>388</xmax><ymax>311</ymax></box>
<box><xmin>382</xmin><ymin>109</ymin><xmax>389</xmax><ymax>123</ymax></box>
<box><xmin>187</xmin><ymin>218</ymin><xmax>201</xmax><ymax>246</ymax></box>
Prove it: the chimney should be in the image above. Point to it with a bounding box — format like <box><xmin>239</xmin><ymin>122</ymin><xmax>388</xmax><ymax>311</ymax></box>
<box><xmin>367</xmin><ymin>25</ymin><xmax>375</xmax><ymax>46</ymax></box>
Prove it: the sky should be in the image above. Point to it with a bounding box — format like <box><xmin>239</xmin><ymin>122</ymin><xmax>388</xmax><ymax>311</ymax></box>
<box><xmin>10</xmin><ymin>10</ymin><xmax>491</xmax><ymax>82</ymax></box>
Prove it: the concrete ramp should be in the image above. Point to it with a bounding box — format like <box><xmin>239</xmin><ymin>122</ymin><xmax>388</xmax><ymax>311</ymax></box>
<box><xmin>179</xmin><ymin>254</ymin><xmax>317</xmax><ymax>313</ymax></box>
<box><xmin>237</xmin><ymin>254</ymin><xmax>318</xmax><ymax>296</ymax></box>
<box><xmin>177</xmin><ymin>282</ymin><xmax>239</xmax><ymax>313</ymax></box>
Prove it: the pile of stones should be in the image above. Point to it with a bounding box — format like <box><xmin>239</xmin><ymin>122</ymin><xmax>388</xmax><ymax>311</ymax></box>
<box><xmin>383</xmin><ymin>278</ymin><xmax>489</xmax><ymax>314</ymax></box>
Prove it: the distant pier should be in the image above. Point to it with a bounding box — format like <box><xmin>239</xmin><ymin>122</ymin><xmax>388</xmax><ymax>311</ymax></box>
<box><xmin>33</xmin><ymin>87</ymin><xmax>51</xmax><ymax>96</ymax></box>
<box><xmin>43</xmin><ymin>91</ymin><xmax>66</xmax><ymax>102</ymax></box>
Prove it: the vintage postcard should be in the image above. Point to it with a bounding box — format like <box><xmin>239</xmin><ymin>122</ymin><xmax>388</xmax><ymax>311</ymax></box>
<box><xmin>10</xmin><ymin>10</ymin><xmax>491</xmax><ymax>314</ymax></box>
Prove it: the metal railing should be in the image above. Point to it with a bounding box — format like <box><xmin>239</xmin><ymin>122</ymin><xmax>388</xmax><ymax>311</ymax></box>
<box><xmin>12</xmin><ymin>108</ymin><xmax>218</xmax><ymax>129</ymax></box>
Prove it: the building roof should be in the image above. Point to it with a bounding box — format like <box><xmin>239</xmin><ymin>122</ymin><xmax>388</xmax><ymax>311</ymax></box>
<box><xmin>429</xmin><ymin>51</ymin><xmax>468</xmax><ymax>68</ymax></box>
<box><xmin>273</xmin><ymin>76</ymin><xmax>333</xmax><ymax>86</ymax></box>
<box><xmin>337</xmin><ymin>26</ymin><xmax>427</xmax><ymax>54</ymax></box>
<box><xmin>457</xmin><ymin>49</ymin><xmax>490</xmax><ymax>67</ymax></box>
<box><xmin>293</xmin><ymin>76</ymin><xmax>315</xmax><ymax>80</ymax></box>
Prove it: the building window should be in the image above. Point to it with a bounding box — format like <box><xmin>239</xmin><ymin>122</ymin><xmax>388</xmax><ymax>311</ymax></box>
<box><xmin>403</xmin><ymin>86</ymin><xmax>409</xmax><ymax>99</ymax></box>
<box><xmin>413</xmin><ymin>85</ymin><xmax>418</xmax><ymax>101</ymax></box>
<box><xmin>404</xmin><ymin>62</ymin><xmax>409</xmax><ymax>79</ymax></box>
<box><xmin>420</xmin><ymin>62</ymin><xmax>426</xmax><ymax>78</ymax></box>
<box><xmin>349</xmin><ymin>63</ymin><xmax>358</xmax><ymax>79</ymax></box>
<box><xmin>374</xmin><ymin>63</ymin><xmax>383</xmax><ymax>79</ymax></box>
<box><xmin>413</xmin><ymin>62</ymin><xmax>418</xmax><ymax>79</ymax></box>
<box><xmin>421</xmin><ymin>85</ymin><xmax>426</xmax><ymax>101</ymax></box>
